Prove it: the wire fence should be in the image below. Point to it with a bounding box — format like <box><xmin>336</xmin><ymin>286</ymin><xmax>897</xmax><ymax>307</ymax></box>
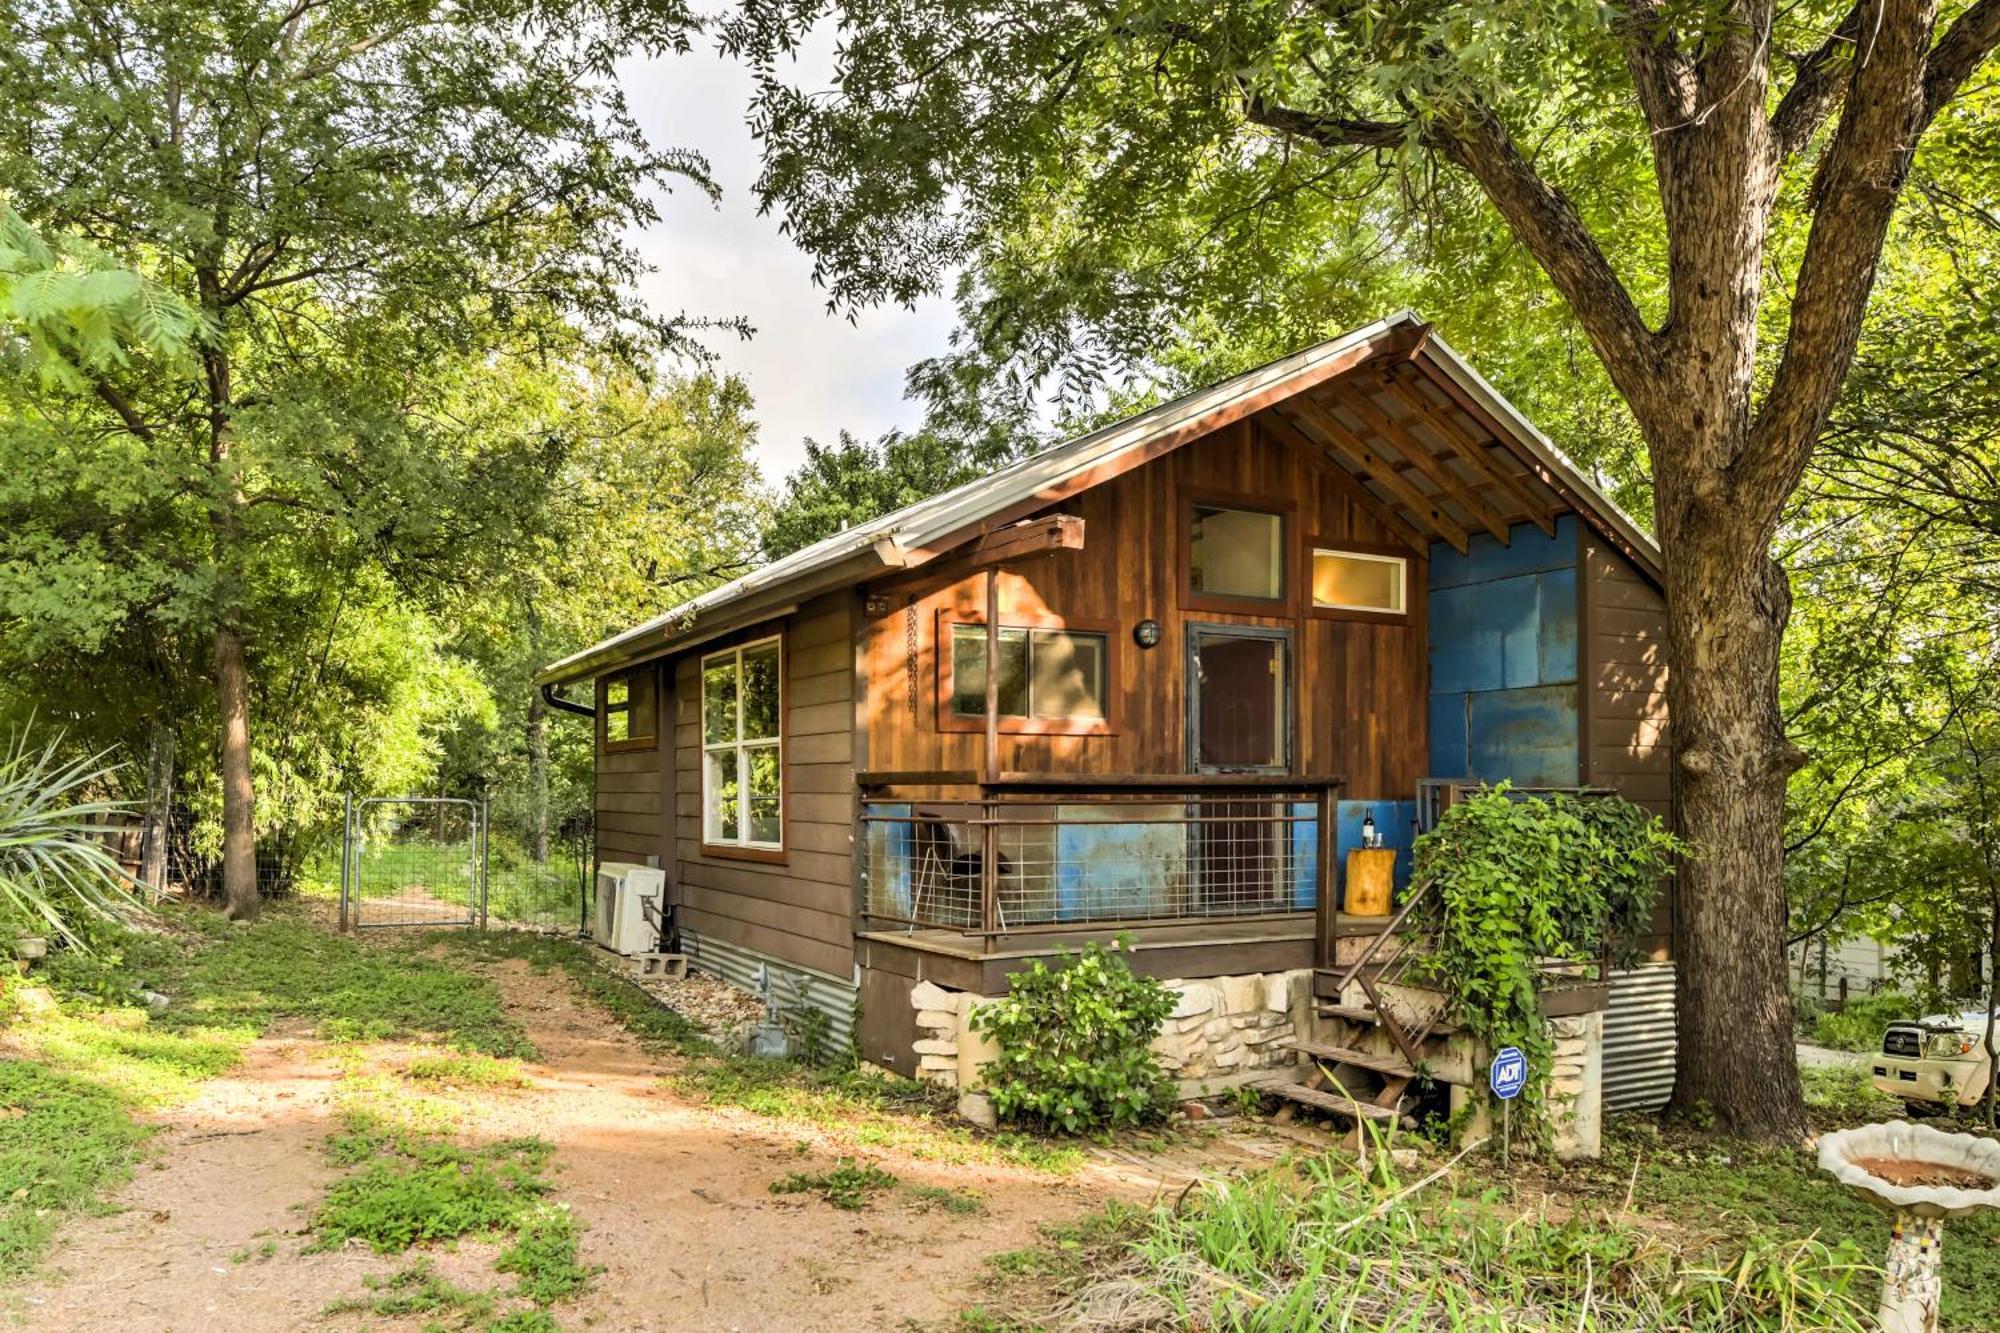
<box><xmin>105</xmin><ymin>796</ymin><xmax>595</xmax><ymax>935</ymax></box>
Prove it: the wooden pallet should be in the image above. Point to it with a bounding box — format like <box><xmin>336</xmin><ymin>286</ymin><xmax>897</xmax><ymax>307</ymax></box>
<box><xmin>1254</xmin><ymin>1078</ymin><xmax>1400</xmax><ymax>1122</ymax></box>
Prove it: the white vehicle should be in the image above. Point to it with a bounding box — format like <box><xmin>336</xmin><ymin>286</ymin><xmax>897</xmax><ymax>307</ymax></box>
<box><xmin>1870</xmin><ymin>1007</ymin><xmax>1999</xmax><ymax>1111</ymax></box>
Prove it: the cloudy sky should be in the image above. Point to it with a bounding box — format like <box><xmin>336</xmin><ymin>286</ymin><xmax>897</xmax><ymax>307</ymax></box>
<box><xmin>617</xmin><ymin>41</ymin><xmax>958</xmax><ymax>486</ymax></box>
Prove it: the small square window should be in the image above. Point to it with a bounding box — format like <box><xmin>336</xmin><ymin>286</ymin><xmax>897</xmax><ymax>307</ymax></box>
<box><xmin>1311</xmin><ymin>548</ymin><xmax>1407</xmax><ymax>615</ymax></box>
<box><xmin>601</xmin><ymin>671</ymin><xmax>654</xmax><ymax>747</ymax></box>
<box><xmin>1189</xmin><ymin>503</ymin><xmax>1285</xmax><ymax>603</ymax></box>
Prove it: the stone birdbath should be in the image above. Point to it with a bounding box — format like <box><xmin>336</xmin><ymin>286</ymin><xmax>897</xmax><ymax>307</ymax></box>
<box><xmin>1818</xmin><ymin>1121</ymin><xmax>2000</xmax><ymax>1332</ymax></box>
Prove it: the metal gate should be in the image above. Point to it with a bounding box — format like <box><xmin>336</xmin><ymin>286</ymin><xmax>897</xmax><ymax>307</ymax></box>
<box><xmin>340</xmin><ymin>795</ymin><xmax>488</xmax><ymax>930</ymax></box>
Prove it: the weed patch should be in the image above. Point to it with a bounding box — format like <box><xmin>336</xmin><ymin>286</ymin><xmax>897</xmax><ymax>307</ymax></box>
<box><xmin>313</xmin><ymin>1138</ymin><xmax>553</xmax><ymax>1252</ymax></box>
<box><xmin>909</xmin><ymin>1183</ymin><xmax>984</xmax><ymax>1215</ymax></box>
<box><xmin>496</xmin><ymin>1203</ymin><xmax>596</xmax><ymax>1303</ymax></box>
<box><xmin>323</xmin><ymin>1261</ymin><xmax>496</xmax><ymax>1323</ymax></box>
<box><xmin>405</xmin><ymin>1050</ymin><xmax>532</xmax><ymax>1090</ymax></box>
<box><xmin>770</xmin><ymin>1158</ymin><xmax>897</xmax><ymax>1210</ymax></box>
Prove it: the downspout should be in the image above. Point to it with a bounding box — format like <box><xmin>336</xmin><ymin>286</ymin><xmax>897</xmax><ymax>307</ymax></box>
<box><xmin>540</xmin><ymin>682</ymin><xmax>596</xmax><ymax>718</ymax></box>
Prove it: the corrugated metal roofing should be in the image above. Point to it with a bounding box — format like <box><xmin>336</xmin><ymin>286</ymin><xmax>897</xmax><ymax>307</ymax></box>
<box><xmin>539</xmin><ymin>311</ymin><xmax>1661</xmax><ymax>684</ymax></box>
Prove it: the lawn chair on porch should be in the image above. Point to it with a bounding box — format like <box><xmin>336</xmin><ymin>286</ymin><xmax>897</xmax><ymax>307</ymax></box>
<box><xmin>909</xmin><ymin>810</ymin><xmax>1012</xmax><ymax>933</ymax></box>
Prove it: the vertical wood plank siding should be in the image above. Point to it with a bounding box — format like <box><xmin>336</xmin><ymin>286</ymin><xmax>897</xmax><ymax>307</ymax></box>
<box><xmin>857</xmin><ymin>414</ymin><xmax>1431</xmax><ymax>800</ymax></box>
<box><xmin>1582</xmin><ymin>537</ymin><xmax>1674</xmax><ymax>957</ymax></box>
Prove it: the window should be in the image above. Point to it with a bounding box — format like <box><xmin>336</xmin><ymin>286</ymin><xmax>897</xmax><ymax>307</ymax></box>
<box><xmin>702</xmin><ymin>638</ymin><xmax>782</xmax><ymax>849</ymax></box>
<box><xmin>947</xmin><ymin>623</ymin><xmax>1109</xmax><ymax>727</ymax></box>
<box><xmin>1188</xmin><ymin>501</ymin><xmax>1286</xmax><ymax>607</ymax></box>
<box><xmin>1310</xmin><ymin>547</ymin><xmax>1409</xmax><ymax>617</ymax></box>
<box><xmin>601</xmin><ymin>669</ymin><xmax>655</xmax><ymax>749</ymax></box>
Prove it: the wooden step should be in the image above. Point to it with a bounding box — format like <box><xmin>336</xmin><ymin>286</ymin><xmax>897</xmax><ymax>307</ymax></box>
<box><xmin>1314</xmin><ymin>1002</ymin><xmax>1384</xmax><ymax>1024</ymax></box>
<box><xmin>1253</xmin><ymin>1078</ymin><xmax>1399</xmax><ymax>1121</ymax></box>
<box><xmin>1286</xmin><ymin>1039</ymin><xmax>1416</xmax><ymax>1078</ymax></box>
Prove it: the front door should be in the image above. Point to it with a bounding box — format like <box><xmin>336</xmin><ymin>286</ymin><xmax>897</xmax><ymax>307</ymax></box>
<box><xmin>1186</xmin><ymin>624</ymin><xmax>1292</xmax><ymax>912</ymax></box>
<box><xmin>1187</xmin><ymin>623</ymin><xmax>1291</xmax><ymax>773</ymax></box>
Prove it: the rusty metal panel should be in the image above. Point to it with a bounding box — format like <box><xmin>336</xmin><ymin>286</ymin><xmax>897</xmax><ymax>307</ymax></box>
<box><xmin>1466</xmin><ymin>685</ymin><xmax>1581</xmax><ymax>787</ymax></box>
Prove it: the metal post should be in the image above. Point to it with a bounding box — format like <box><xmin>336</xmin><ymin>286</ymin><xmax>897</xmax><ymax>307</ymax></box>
<box><xmin>478</xmin><ymin>795</ymin><xmax>490</xmax><ymax>931</ymax></box>
<box><xmin>983</xmin><ymin>566</ymin><xmax>1000</xmax><ymax>786</ymax></box>
<box><xmin>339</xmin><ymin>791</ymin><xmax>352</xmax><ymax>932</ymax></box>
<box><xmin>981</xmin><ymin>799</ymin><xmax>999</xmax><ymax>954</ymax></box>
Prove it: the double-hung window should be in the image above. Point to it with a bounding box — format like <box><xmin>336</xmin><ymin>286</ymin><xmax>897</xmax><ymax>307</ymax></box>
<box><xmin>701</xmin><ymin>637</ymin><xmax>782</xmax><ymax>849</ymax></box>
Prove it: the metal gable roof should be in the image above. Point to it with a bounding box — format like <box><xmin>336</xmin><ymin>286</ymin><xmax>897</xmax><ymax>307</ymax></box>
<box><xmin>537</xmin><ymin>311</ymin><xmax>1661</xmax><ymax>685</ymax></box>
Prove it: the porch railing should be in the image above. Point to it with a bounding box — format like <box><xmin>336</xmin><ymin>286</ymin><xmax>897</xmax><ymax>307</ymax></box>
<box><xmin>858</xmin><ymin>775</ymin><xmax>1343</xmax><ymax>944</ymax></box>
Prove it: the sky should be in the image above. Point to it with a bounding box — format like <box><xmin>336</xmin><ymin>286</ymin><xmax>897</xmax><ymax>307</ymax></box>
<box><xmin>617</xmin><ymin>42</ymin><xmax>959</xmax><ymax>487</ymax></box>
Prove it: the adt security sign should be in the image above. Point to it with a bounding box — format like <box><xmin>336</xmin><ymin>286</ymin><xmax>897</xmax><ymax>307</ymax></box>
<box><xmin>1489</xmin><ymin>1046</ymin><xmax>1528</xmax><ymax>1101</ymax></box>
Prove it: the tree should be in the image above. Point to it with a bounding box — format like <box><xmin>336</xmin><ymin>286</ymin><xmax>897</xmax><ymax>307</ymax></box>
<box><xmin>731</xmin><ymin>0</ymin><xmax>2000</xmax><ymax>1139</ymax></box>
<box><xmin>764</xmin><ymin>428</ymin><xmax>999</xmax><ymax>559</ymax></box>
<box><xmin>0</xmin><ymin>0</ymin><xmax>710</xmax><ymax>916</ymax></box>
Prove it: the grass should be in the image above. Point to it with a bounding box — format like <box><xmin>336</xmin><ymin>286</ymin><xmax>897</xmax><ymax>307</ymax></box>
<box><xmin>495</xmin><ymin>1204</ymin><xmax>596</xmax><ymax>1303</ymax></box>
<box><xmin>0</xmin><ymin>1058</ymin><xmax>150</xmax><ymax>1281</ymax></box>
<box><xmin>323</xmin><ymin>1261</ymin><xmax>497</xmax><ymax>1324</ymax></box>
<box><xmin>910</xmin><ymin>1183</ymin><xmax>986</xmax><ymax>1215</ymax></box>
<box><xmin>313</xmin><ymin>1137</ymin><xmax>555</xmax><ymax>1252</ymax></box>
<box><xmin>770</xmin><ymin>1158</ymin><xmax>898</xmax><ymax>1210</ymax></box>
<box><xmin>446</xmin><ymin>930</ymin><xmax>708</xmax><ymax>1051</ymax></box>
<box><xmin>978</xmin><ymin>1149</ymin><xmax>1879</xmax><ymax>1331</ymax></box>
<box><xmin>405</xmin><ymin>1050</ymin><xmax>533</xmax><ymax>1090</ymax></box>
<box><xmin>1554</xmin><ymin>1116</ymin><xmax>2000</xmax><ymax>1330</ymax></box>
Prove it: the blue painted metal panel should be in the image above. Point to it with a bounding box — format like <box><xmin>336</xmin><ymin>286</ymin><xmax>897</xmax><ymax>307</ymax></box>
<box><xmin>1466</xmin><ymin>685</ymin><xmax>1581</xmax><ymax>786</ymax></box>
<box><xmin>868</xmin><ymin>803</ymin><xmax>914</xmax><ymax>917</ymax></box>
<box><xmin>1291</xmin><ymin>802</ymin><xmax>1318</xmax><ymax>909</ymax></box>
<box><xmin>1334</xmin><ymin>799</ymin><xmax>1416</xmax><ymax>907</ymax></box>
<box><xmin>1429</xmin><ymin>692</ymin><xmax>1469</xmax><ymax>777</ymax></box>
<box><xmin>1428</xmin><ymin>514</ymin><xmax>1578</xmax><ymax>589</ymax></box>
<box><xmin>1055</xmin><ymin>805</ymin><xmax>1182</xmax><ymax>920</ymax></box>
<box><xmin>1537</xmin><ymin>565</ymin><xmax>1579</xmax><ymax>684</ymax></box>
<box><xmin>1430</xmin><ymin>577</ymin><xmax>1535</xmax><ymax>693</ymax></box>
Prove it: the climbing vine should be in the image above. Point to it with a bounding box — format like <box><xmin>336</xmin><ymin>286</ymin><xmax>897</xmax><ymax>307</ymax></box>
<box><xmin>1408</xmin><ymin>787</ymin><xmax>1686</xmax><ymax>1135</ymax></box>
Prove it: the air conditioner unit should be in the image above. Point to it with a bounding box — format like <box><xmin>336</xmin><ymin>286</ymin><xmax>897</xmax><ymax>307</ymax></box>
<box><xmin>594</xmin><ymin>861</ymin><xmax>665</xmax><ymax>955</ymax></box>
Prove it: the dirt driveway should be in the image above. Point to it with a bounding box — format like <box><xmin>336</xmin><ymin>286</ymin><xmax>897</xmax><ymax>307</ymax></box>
<box><xmin>7</xmin><ymin>948</ymin><xmax>1279</xmax><ymax>1331</ymax></box>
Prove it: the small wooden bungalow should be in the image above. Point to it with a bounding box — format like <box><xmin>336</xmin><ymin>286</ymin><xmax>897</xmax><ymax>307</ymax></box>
<box><xmin>537</xmin><ymin>311</ymin><xmax>1679</xmax><ymax>1129</ymax></box>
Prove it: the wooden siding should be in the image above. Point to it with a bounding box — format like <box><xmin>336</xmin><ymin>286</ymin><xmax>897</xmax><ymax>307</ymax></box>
<box><xmin>593</xmin><ymin>660</ymin><xmax>666</xmax><ymax>867</ymax></box>
<box><xmin>1581</xmin><ymin>536</ymin><xmax>1674</xmax><ymax>956</ymax></box>
<box><xmin>670</xmin><ymin>593</ymin><xmax>857</xmax><ymax>979</ymax></box>
<box><xmin>857</xmin><ymin>413</ymin><xmax>1430</xmax><ymax>800</ymax></box>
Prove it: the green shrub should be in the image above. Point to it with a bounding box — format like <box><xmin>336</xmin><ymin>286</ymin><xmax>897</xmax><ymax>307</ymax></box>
<box><xmin>970</xmin><ymin>938</ymin><xmax>1175</xmax><ymax>1135</ymax></box>
<box><xmin>1809</xmin><ymin>990</ymin><xmax>1910</xmax><ymax>1052</ymax></box>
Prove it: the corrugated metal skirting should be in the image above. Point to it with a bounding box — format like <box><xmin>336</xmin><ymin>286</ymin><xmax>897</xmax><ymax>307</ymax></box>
<box><xmin>1603</xmin><ymin>963</ymin><xmax>1677</xmax><ymax>1112</ymax></box>
<box><xmin>681</xmin><ymin>928</ymin><xmax>857</xmax><ymax>1057</ymax></box>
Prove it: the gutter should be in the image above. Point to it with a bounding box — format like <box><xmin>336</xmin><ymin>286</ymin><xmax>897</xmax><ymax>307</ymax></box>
<box><xmin>540</xmin><ymin>682</ymin><xmax>595</xmax><ymax>718</ymax></box>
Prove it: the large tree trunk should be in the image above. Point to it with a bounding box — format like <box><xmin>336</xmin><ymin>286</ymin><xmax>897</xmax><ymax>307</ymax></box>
<box><xmin>215</xmin><ymin>621</ymin><xmax>259</xmax><ymax>919</ymax></box>
<box><xmin>140</xmin><ymin>719</ymin><xmax>174</xmax><ymax>899</ymax></box>
<box><xmin>1659</xmin><ymin>514</ymin><xmax>1808</xmax><ymax>1139</ymax></box>
<box><xmin>527</xmin><ymin>684</ymin><xmax>549</xmax><ymax>864</ymax></box>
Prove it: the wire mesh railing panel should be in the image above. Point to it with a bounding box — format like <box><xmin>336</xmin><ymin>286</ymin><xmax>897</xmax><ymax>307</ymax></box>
<box><xmin>862</xmin><ymin>794</ymin><xmax>1323</xmax><ymax>935</ymax></box>
<box><xmin>346</xmin><ymin>798</ymin><xmax>481</xmax><ymax>929</ymax></box>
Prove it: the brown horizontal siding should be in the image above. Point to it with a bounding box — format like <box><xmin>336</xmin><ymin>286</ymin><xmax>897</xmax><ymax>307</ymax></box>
<box><xmin>672</xmin><ymin>592</ymin><xmax>858</xmax><ymax>977</ymax></box>
<box><xmin>592</xmin><ymin>659</ymin><xmax>665</xmax><ymax>875</ymax></box>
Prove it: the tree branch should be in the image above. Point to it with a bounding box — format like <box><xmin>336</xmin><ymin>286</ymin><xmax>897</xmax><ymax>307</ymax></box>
<box><xmin>1241</xmin><ymin>96</ymin><xmax>1409</xmax><ymax>149</ymax></box>
<box><xmin>1743</xmin><ymin>0</ymin><xmax>1936</xmax><ymax>506</ymax></box>
<box><xmin>94</xmin><ymin>377</ymin><xmax>157</xmax><ymax>441</ymax></box>
<box><xmin>1611</xmin><ymin>0</ymin><xmax>1699</xmax><ymax>130</ymax></box>
<box><xmin>1924</xmin><ymin>0</ymin><xmax>2000</xmax><ymax>122</ymax></box>
<box><xmin>1434</xmin><ymin>108</ymin><xmax>1665</xmax><ymax>409</ymax></box>
<box><xmin>1770</xmin><ymin>3</ymin><xmax>1866</xmax><ymax>158</ymax></box>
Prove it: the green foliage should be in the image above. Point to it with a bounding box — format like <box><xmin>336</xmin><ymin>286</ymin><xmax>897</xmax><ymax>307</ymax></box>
<box><xmin>0</xmin><ymin>1058</ymin><xmax>149</xmax><ymax>1281</ymax></box>
<box><xmin>908</xmin><ymin>1183</ymin><xmax>984</xmax><ymax>1215</ymax></box>
<box><xmin>769</xmin><ymin>1158</ymin><xmax>897</xmax><ymax>1210</ymax></box>
<box><xmin>0</xmin><ymin>731</ymin><xmax>142</xmax><ymax>946</ymax></box>
<box><xmin>1806</xmin><ymin>992</ymin><xmax>1911</xmax><ymax>1053</ymax></box>
<box><xmin>322</xmin><ymin>1262</ymin><xmax>497</xmax><ymax>1324</ymax></box>
<box><xmin>970</xmin><ymin>939</ymin><xmax>1176</xmax><ymax>1135</ymax></box>
<box><xmin>313</xmin><ymin>1138</ymin><xmax>553</xmax><ymax>1253</ymax></box>
<box><xmin>1410</xmin><ymin>787</ymin><xmax>1684</xmax><ymax>1132</ymax></box>
<box><xmin>496</xmin><ymin>1204</ymin><xmax>596</xmax><ymax>1304</ymax></box>
<box><xmin>763</xmin><ymin>428</ymin><xmax>1016</xmax><ymax>559</ymax></box>
<box><xmin>405</xmin><ymin>1051</ymin><xmax>533</xmax><ymax>1090</ymax></box>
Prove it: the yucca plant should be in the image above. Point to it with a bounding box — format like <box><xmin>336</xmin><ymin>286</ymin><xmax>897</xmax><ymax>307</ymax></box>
<box><xmin>0</xmin><ymin>731</ymin><xmax>140</xmax><ymax>947</ymax></box>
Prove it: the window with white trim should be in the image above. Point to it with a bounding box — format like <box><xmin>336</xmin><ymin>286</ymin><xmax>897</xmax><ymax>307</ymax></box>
<box><xmin>701</xmin><ymin>637</ymin><xmax>782</xmax><ymax>848</ymax></box>
<box><xmin>1310</xmin><ymin>547</ymin><xmax>1408</xmax><ymax>615</ymax></box>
